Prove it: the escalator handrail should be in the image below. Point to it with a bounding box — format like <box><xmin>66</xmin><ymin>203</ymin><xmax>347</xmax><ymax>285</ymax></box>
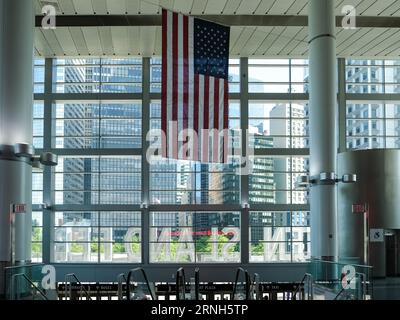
<box><xmin>11</xmin><ymin>273</ymin><xmax>48</xmax><ymax>300</ymax></box>
<box><xmin>252</xmin><ymin>273</ymin><xmax>261</xmax><ymax>300</ymax></box>
<box><xmin>65</xmin><ymin>273</ymin><xmax>92</xmax><ymax>300</ymax></box>
<box><xmin>232</xmin><ymin>267</ymin><xmax>250</xmax><ymax>300</ymax></box>
<box><xmin>117</xmin><ymin>273</ymin><xmax>127</xmax><ymax>300</ymax></box>
<box><xmin>126</xmin><ymin>268</ymin><xmax>155</xmax><ymax>300</ymax></box>
<box><xmin>291</xmin><ymin>273</ymin><xmax>310</xmax><ymax>300</ymax></box>
<box><xmin>176</xmin><ymin>267</ymin><xmax>186</xmax><ymax>300</ymax></box>
<box><xmin>194</xmin><ymin>267</ymin><xmax>200</xmax><ymax>300</ymax></box>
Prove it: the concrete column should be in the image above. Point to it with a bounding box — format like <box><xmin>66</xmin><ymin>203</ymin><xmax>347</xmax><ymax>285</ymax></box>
<box><xmin>0</xmin><ymin>0</ymin><xmax>34</xmax><ymax>293</ymax></box>
<box><xmin>308</xmin><ymin>0</ymin><xmax>338</xmax><ymax>260</ymax></box>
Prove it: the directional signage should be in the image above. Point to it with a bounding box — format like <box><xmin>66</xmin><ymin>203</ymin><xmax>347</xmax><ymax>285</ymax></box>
<box><xmin>352</xmin><ymin>203</ymin><xmax>368</xmax><ymax>213</ymax></box>
<box><xmin>370</xmin><ymin>228</ymin><xmax>384</xmax><ymax>242</ymax></box>
<box><xmin>12</xmin><ymin>203</ymin><xmax>26</xmax><ymax>214</ymax></box>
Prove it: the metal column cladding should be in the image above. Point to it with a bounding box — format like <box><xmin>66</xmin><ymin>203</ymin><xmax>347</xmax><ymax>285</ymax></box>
<box><xmin>308</xmin><ymin>0</ymin><xmax>338</xmax><ymax>260</ymax></box>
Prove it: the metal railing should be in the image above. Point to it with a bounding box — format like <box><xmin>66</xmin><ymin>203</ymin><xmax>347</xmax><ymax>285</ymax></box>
<box><xmin>194</xmin><ymin>267</ymin><xmax>200</xmax><ymax>300</ymax></box>
<box><xmin>251</xmin><ymin>273</ymin><xmax>261</xmax><ymax>300</ymax></box>
<box><xmin>126</xmin><ymin>268</ymin><xmax>155</xmax><ymax>300</ymax></box>
<box><xmin>10</xmin><ymin>273</ymin><xmax>48</xmax><ymax>300</ymax></box>
<box><xmin>117</xmin><ymin>273</ymin><xmax>127</xmax><ymax>300</ymax></box>
<box><xmin>65</xmin><ymin>273</ymin><xmax>92</xmax><ymax>300</ymax></box>
<box><xmin>176</xmin><ymin>267</ymin><xmax>186</xmax><ymax>300</ymax></box>
<box><xmin>232</xmin><ymin>267</ymin><xmax>250</xmax><ymax>300</ymax></box>
<box><xmin>292</xmin><ymin>273</ymin><xmax>313</xmax><ymax>300</ymax></box>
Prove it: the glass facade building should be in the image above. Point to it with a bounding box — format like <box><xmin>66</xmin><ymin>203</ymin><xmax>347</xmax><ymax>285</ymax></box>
<box><xmin>32</xmin><ymin>56</ymin><xmax>400</xmax><ymax>265</ymax></box>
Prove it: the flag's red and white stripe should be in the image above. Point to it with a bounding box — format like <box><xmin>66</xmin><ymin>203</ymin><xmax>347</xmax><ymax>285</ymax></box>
<box><xmin>162</xmin><ymin>10</ymin><xmax>229</xmax><ymax>163</ymax></box>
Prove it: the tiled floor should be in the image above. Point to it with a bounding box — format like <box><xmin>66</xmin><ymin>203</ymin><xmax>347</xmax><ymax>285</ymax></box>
<box><xmin>373</xmin><ymin>277</ymin><xmax>400</xmax><ymax>300</ymax></box>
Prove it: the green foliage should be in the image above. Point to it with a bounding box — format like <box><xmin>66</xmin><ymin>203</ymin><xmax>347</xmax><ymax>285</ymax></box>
<box><xmin>251</xmin><ymin>242</ymin><xmax>264</xmax><ymax>255</ymax></box>
<box><xmin>32</xmin><ymin>227</ymin><xmax>42</xmax><ymax>255</ymax></box>
<box><xmin>71</xmin><ymin>243</ymin><xmax>84</xmax><ymax>253</ymax></box>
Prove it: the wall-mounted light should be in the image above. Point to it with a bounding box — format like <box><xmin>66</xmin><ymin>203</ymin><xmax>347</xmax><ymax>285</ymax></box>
<box><xmin>295</xmin><ymin>172</ymin><xmax>357</xmax><ymax>189</ymax></box>
<box><xmin>14</xmin><ymin>143</ymin><xmax>34</xmax><ymax>158</ymax></box>
<box><xmin>342</xmin><ymin>174</ymin><xmax>357</xmax><ymax>183</ymax></box>
<box><xmin>140</xmin><ymin>202</ymin><xmax>148</xmax><ymax>209</ymax></box>
<box><xmin>0</xmin><ymin>143</ymin><xmax>58</xmax><ymax>168</ymax></box>
<box><xmin>295</xmin><ymin>175</ymin><xmax>309</xmax><ymax>188</ymax></box>
<box><xmin>40</xmin><ymin>152</ymin><xmax>58</xmax><ymax>166</ymax></box>
<box><xmin>242</xmin><ymin>203</ymin><xmax>250</xmax><ymax>209</ymax></box>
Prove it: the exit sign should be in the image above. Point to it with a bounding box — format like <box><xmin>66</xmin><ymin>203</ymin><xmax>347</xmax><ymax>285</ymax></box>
<box><xmin>12</xmin><ymin>204</ymin><xmax>26</xmax><ymax>214</ymax></box>
<box><xmin>352</xmin><ymin>204</ymin><xmax>368</xmax><ymax>213</ymax></box>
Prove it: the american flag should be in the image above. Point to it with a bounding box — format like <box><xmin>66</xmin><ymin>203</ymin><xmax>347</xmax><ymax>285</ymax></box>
<box><xmin>161</xmin><ymin>9</ymin><xmax>230</xmax><ymax>163</ymax></box>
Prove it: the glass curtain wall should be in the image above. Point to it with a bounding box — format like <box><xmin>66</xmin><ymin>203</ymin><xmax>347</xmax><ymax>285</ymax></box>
<box><xmin>33</xmin><ymin>57</ymin><xmax>311</xmax><ymax>264</ymax></box>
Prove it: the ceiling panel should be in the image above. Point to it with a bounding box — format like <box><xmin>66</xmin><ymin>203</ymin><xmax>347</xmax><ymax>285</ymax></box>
<box><xmin>290</xmin><ymin>40</ymin><xmax>308</xmax><ymax>56</ymax></box>
<box><xmin>275</xmin><ymin>27</ymin><xmax>305</xmax><ymax>55</ymax></box>
<box><xmin>33</xmin><ymin>0</ymin><xmax>400</xmax><ymax>57</ymax></box>
<box><xmin>342</xmin><ymin>28</ymin><xmax>390</xmax><ymax>56</ymax></box>
<box><xmin>236</xmin><ymin>0</ymin><xmax>262</xmax><ymax>15</ymax></box>
<box><xmin>240</xmin><ymin>26</ymin><xmax>271</xmax><ymax>56</ymax></box>
<box><xmin>35</xmin><ymin>29</ymin><xmax>55</xmax><ymax>56</ymax></box>
<box><xmin>126</xmin><ymin>0</ymin><xmax>140</xmax><ymax>14</ymax></box>
<box><xmin>98</xmin><ymin>27</ymin><xmax>114</xmax><ymax>55</ymax></box>
<box><xmin>253</xmin><ymin>0</ymin><xmax>277</xmax><ymax>14</ymax></box>
<box><xmin>189</xmin><ymin>0</ymin><xmax>207</xmax><ymax>14</ymax></box>
<box><xmin>204</xmin><ymin>0</ymin><xmax>228</xmax><ymax>15</ymax></box>
<box><xmin>174</xmin><ymin>0</ymin><xmax>193</xmax><ymax>14</ymax></box>
<box><xmin>356</xmin><ymin>0</ymin><xmax>379</xmax><ymax>16</ymax></box>
<box><xmin>140</xmin><ymin>0</ymin><xmax>159</xmax><ymax>14</ymax></box>
<box><xmin>32</xmin><ymin>0</ymin><xmax>400</xmax><ymax>16</ymax></box>
<box><xmin>281</xmin><ymin>27</ymin><xmax>307</xmax><ymax>55</ymax></box>
<box><xmin>159</xmin><ymin>0</ymin><xmax>174</xmax><ymax>11</ymax></box>
<box><xmin>230</xmin><ymin>27</ymin><xmax>257</xmax><ymax>55</ymax></box>
<box><xmin>106</xmin><ymin>0</ymin><xmax>126</xmax><ymax>14</ymax></box>
<box><xmin>221</xmin><ymin>0</ymin><xmax>242</xmax><ymax>14</ymax></box>
<box><xmin>229</xmin><ymin>26</ymin><xmax>243</xmax><ymax>52</ymax></box>
<box><xmin>380</xmin><ymin>0</ymin><xmax>400</xmax><ymax>16</ymax></box>
<box><xmin>128</xmin><ymin>26</ymin><xmax>141</xmax><ymax>55</ymax></box>
<box><xmin>378</xmin><ymin>32</ymin><xmax>400</xmax><ymax>55</ymax></box>
<box><xmin>111</xmin><ymin>27</ymin><xmax>129</xmax><ymax>55</ymax></box>
<box><xmin>140</xmin><ymin>26</ymin><xmax>157</xmax><ymax>56</ymax></box>
<box><xmin>54</xmin><ymin>27</ymin><xmax>78</xmax><ymax>55</ymax></box>
<box><xmin>286</xmin><ymin>0</ymin><xmax>308</xmax><ymax>15</ymax></box>
<box><xmin>253</xmin><ymin>26</ymin><xmax>276</xmax><ymax>55</ymax></box>
<box><xmin>81</xmin><ymin>27</ymin><xmax>102</xmax><ymax>55</ymax></box>
<box><xmin>92</xmin><ymin>0</ymin><xmax>107</xmax><ymax>15</ymax></box>
<box><xmin>56</xmin><ymin>0</ymin><xmax>75</xmax><ymax>14</ymax></box>
<box><xmin>154</xmin><ymin>26</ymin><xmax>162</xmax><ymax>55</ymax></box>
<box><xmin>366</xmin><ymin>31</ymin><xmax>400</xmax><ymax>56</ymax></box>
<box><xmin>68</xmin><ymin>27</ymin><xmax>89</xmax><ymax>55</ymax></box>
<box><xmin>268</xmin><ymin>1</ymin><xmax>293</xmax><ymax>15</ymax></box>
<box><xmin>35</xmin><ymin>24</ymin><xmax>400</xmax><ymax>57</ymax></box>
<box><xmin>360</xmin><ymin>0</ymin><xmax>392</xmax><ymax>16</ymax></box>
<box><xmin>256</xmin><ymin>26</ymin><xmax>285</xmax><ymax>55</ymax></box>
<box><xmin>262</xmin><ymin>26</ymin><xmax>287</xmax><ymax>55</ymax></box>
<box><xmin>72</xmin><ymin>0</ymin><xmax>93</xmax><ymax>14</ymax></box>
<box><xmin>41</xmin><ymin>29</ymin><xmax>64</xmax><ymax>56</ymax></box>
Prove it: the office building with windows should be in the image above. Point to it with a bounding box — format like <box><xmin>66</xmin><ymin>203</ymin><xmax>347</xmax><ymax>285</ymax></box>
<box><xmin>2</xmin><ymin>0</ymin><xmax>400</xmax><ymax>303</ymax></box>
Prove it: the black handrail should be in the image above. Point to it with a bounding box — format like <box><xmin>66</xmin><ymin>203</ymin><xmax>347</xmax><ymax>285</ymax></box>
<box><xmin>117</xmin><ymin>273</ymin><xmax>127</xmax><ymax>300</ymax></box>
<box><xmin>65</xmin><ymin>273</ymin><xmax>92</xmax><ymax>300</ymax></box>
<box><xmin>232</xmin><ymin>267</ymin><xmax>250</xmax><ymax>300</ymax></box>
<box><xmin>291</xmin><ymin>273</ymin><xmax>309</xmax><ymax>300</ymax></box>
<box><xmin>176</xmin><ymin>267</ymin><xmax>186</xmax><ymax>300</ymax></box>
<box><xmin>194</xmin><ymin>267</ymin><xmax>200</xmax><ymax>300</ymax></box>
<box><xmin>12</xmin><ymin>273</ymin><xmax>48</xmax><ymax>300</ymax></box>
<box><xmin>126</xmin><ymin>268</ymin><xmax>155</xmax><ymax>300</ymax></box>
<box><xmin>252</xmin><ymin>273</ymin><xmax>261</xmax><ymax>300</ymax></box>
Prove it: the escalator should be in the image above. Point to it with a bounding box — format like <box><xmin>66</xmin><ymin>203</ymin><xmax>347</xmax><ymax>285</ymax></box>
<box><xmin>232</xmin><ymin>267</ymin><xmax>250</xmax><ymax>300</ymax></box>
<box><xmin>126</xmin><ymin>268</ymin><xmax>156</xmax><ymax>300</ymax></box>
